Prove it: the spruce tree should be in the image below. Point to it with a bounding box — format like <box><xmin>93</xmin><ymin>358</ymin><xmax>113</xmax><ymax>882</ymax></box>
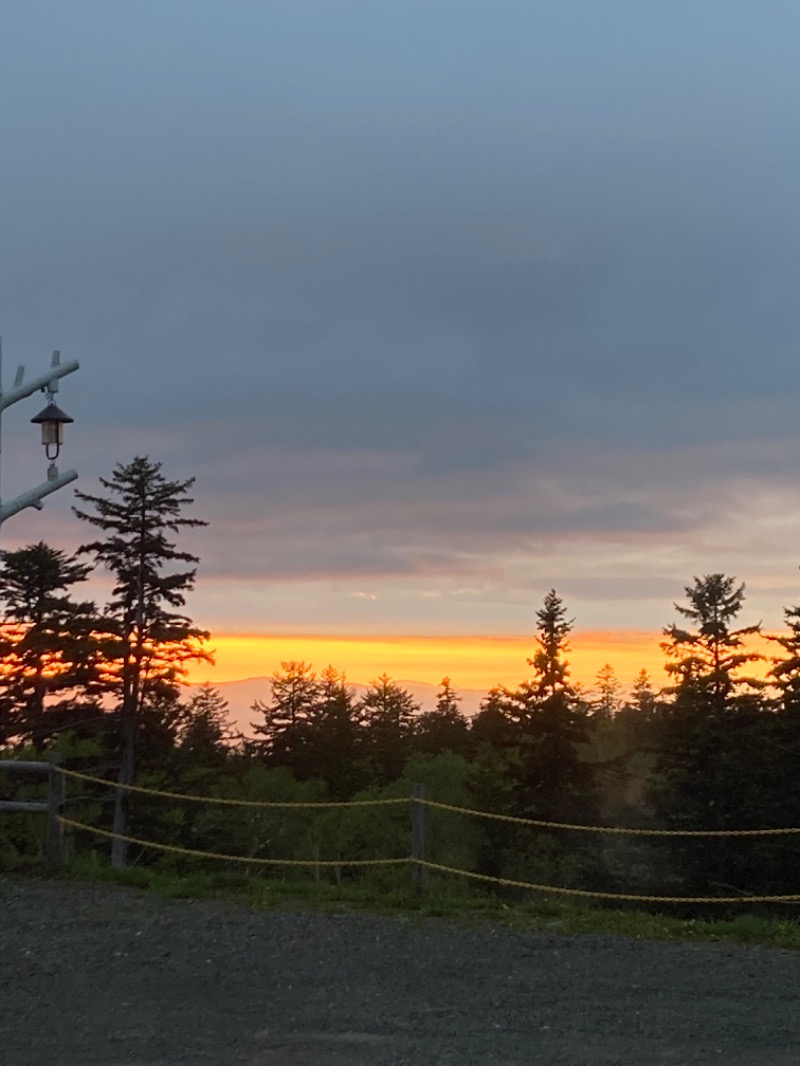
<box><xmin>471</xmin><ymin>592</ymin><xmax>598</xmax><ymax>886</ymax></box>
<box><xmin>610</xmin><ymin>668</ymin><xmax>659</xmax><ymax>759</ymax></box>
<box><xmin>757</xmin><ymin>603</ymin><xmax>800</xmax><ymax>888</ymax></box>
<box><xmin>359</xmin><ymin>673</ymin><xmax>419</xmax><ymax>783</ymax></box>
<box><xmin>511</xmin><ymin>590</ymin><xmax>595</xmax><ymax>824</ymax></box>
<box><xmin>653</xmin><ymin>574</ymin><xmax>765</xmax><ymax>893</ymax></box>
<box><xmin>630</xmin><ymin>668</ymin><xmax>658</xmax><ymax>717</ymax></box>
<box><xmin>413</xmin><ymin>677</ymin><xmax>470</xmax><ymax>756</ymax></box>
<box><xmin>251</xmin><ymin>660</ymin><xmax>320</xmax><ymax>776</ymax></box>
<box><xmin>178</xmin><ymin>684</ymin><xmax>236</xmax><ymax>766</ymax></box>
<box><xmin>661</xmin><ymin>574</ymin><xmax>762</xmax><ymax>711</ymax></box>
<box><xmin>527</xmin><ymin>589</ymin><xmax>573</xmax><ymax>699</ymax></box>
<box><xmin>73</xmin><ymin>456</ymin><xmax>209</xmax><ymax>866</ymax></box>
<box><xmin>593</xmin><ymin>663</ymin><xmax>620</xmax><ymax>720</ymax></box>
<box><xmin>468</xmin><ymin>686</ymin><xmax>527</xmax><ymax>879</ymax></box>
<box><xmin>305</xmin><ymin>665</ymin><xmax>365</xmax><ymax>797</ymax></box>
<box><xmin>0</xmin><ymin>542</ymin><xmax>105</xmax><ymax>746</ymax></box>
<box><xmin>470</xmin><ymin>685</ymin><xmax>518</xmax><ymax>748</ymax></box>
<box><xmin>769</xmin><ymin>604</ymin><xmax>800</xmax><ymax>709</ymax></box>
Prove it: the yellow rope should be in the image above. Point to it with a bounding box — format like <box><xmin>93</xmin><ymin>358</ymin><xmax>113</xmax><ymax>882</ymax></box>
<box><xmin>59</xmin><ymin>768</ymin><xmax>800</xmax><ymax>838</ymax></box>
<box><xmin>60</xmin><ymin>817</ymin><xmax>410</xmax><ymax>867</ymax></box>
<box><xmin>414</xmin><ymin>860</ymin><xmax>800</xmax><ymax>904</ymax></box>
<box><xmin>60</xmin><ymin>768</ymin><xmax>409</xmax><ymax>809</ymax></box>
<box><xmin>59</xmin><ymin>814</ymin><xmax>800</xmax><ymax>904</ymax></box>
<box><xmin>59</xmin><ymin>817</ymin><xmax>800</xmax><ymax>903</ymax></box>
<box><xmin>419</xmin><ymin>798</ymin><xmax>800</xmax><ymax>837</ymax></box>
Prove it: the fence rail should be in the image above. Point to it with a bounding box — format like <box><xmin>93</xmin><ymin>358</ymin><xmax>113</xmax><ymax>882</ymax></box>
<box><xmin>0</xmin><ymin>756</ymin><xmax>65</xmax><ymax>865</ymax></box>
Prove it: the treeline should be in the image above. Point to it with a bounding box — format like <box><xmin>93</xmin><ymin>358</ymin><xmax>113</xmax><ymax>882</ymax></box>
<box><xmin>4</xmin><ymin>456</ymin><xmax>800</xmax><ymax>907</ymax></box>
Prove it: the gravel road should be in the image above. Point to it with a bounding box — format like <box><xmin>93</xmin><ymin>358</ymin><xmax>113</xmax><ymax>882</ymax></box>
<box><xmin>2</xmin><ymin>878</ymin><xmax>800</xmax><ymax>1065</ymax></box>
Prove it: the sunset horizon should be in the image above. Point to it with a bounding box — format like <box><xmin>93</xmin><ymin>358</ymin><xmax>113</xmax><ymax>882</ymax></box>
<box><xmin>187</xmin><ymin>629</ymin><xmax>672</xmax><ymax>692</ymax></box>
<box><xmin>187</xmin><ymin>625</ymin><xmax>786</xmax><ymax>696</ymax></box>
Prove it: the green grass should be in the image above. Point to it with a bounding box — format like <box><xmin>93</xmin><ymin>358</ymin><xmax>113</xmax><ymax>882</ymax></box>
<box><xmin>18</xmin><ymin>855</ymin><xmax>800</xmax><ymax>952</ymax></box>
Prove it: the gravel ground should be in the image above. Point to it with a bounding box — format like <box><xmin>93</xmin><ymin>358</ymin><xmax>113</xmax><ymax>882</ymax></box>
<box><xmin>3</xmin><ymin>879</ymin><xmax>800</xmax><ymax>1065</ymax></box>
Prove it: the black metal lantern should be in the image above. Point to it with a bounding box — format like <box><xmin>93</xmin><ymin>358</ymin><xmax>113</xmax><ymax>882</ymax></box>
<box><xmin>30</xmin><ymin>400</ymin><xmax>74</xmax><ymax>460</ymax></box>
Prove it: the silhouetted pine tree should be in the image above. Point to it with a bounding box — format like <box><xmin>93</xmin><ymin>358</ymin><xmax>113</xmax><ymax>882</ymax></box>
<box><xmin>592</xmin><ymin>663</ymin><xmax>620</xmax><ymax>721</ymax></box>
<box><xmin>251</xmin><ymin>660</ymin><xmax>320</xmax><ymax>776</ymax></box>
<box><xmin>510</xmin><ymin>590</ymin><xmax>596</xmax><ymax>824</ymax></box>
<box><xmin>769</xmin><ymin>604</ymin><xmax>800</xmax><ymax>710</ymax></box>
<box><xmin>179</xmin><ymin>684</ymin><xmax>237</xmax><ymax>766</ymax></box>
<box><xmin>652</xmin><ymin>574</ymin><xmax>766</xmax><ymax>895</ymax></box>
<box><xmin>631</xmin><ymin>668</ymin><xmax>658</xmax><ymax>717</ymax></box>
<box><xmin>413</xmin><ymin>677</ymin><xmax>471</xmax><ymax>756</ymax></box>
<box><xmin>747</xmin><ymin>602</ymin><xmax>800</xmax><ymax>892</ymax></box>
<box><xmin>305</xmin><ymin>665</ymin><xmax>366</xmax><ymax>798</ymax></box>
<box><xmin>359</xmin><ymin>674</ymin><xmax>419</xmax><ymax>784</ymax></box>
<box><xmin>0</xmin><ymin>542</ymin><xmax>106</xmax><ymax>747</ymax></box>
<box><xmin>468</xmin><ymin>686</ymin><xmax>524</xmax><ymax>879</ymax></box>
<box><xmin>470</xmin><ymin>686</ymin><xmax>518</xmax><ymax>749</ymax></box>
<box><xmin>73</xmin><ymin>456</ymin><xmax>210</xmax><ymax>867</ymax></box>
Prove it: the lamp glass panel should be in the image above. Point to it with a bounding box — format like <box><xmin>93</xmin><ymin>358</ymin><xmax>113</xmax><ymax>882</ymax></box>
<box><xmin>41</xmin><ymin>423</ymin><xmax>63</xmax><ymax>445</ymax></box>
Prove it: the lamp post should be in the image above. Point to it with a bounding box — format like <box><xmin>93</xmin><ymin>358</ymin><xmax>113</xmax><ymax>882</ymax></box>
<box><xmin>0</xmin><ymin>338</ymin><xmax>79</xmax><ymax>526</ymax></box>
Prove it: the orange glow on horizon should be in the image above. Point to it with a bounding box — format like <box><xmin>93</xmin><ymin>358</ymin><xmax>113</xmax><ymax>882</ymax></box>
<box><xmin>187</xmin><ymin>630</ymin><xmax>678</xmax><ymax>691</ymax></box>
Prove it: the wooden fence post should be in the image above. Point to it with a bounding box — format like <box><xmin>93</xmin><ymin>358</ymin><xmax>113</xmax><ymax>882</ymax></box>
<box><xmin>46</xmin><ymin>754</ymin><xmax>66</xmax><ymax>867</ymax></box>
<box><xmin>411</xmin><ymin>782</ymin><xmax>428</xmax><ymax>896</ymax></box>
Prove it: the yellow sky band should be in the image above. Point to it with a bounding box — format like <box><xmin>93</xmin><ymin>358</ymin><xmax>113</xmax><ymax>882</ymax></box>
<box><xmin>186</xmin><ymin>630</ymin><xmax>681</xmax><ymax>689</ymax></box>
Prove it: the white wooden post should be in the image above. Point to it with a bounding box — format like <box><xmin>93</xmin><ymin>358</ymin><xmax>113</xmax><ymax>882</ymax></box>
<box><xmin>0</xmin><ymin>340</ymin><xmax>79</xmax><ymax>526</ymax></box>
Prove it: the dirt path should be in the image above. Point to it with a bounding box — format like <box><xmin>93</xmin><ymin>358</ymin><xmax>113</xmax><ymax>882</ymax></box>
<box><xmin>2</xmin><ymin>878</ymin><xmax>800</xmax><ymax>1065</ymax></box>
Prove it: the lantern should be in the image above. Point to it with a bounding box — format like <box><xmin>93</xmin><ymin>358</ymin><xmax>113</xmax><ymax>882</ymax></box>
<box><xmin>30</xmin><ymin>400</ymin><xmax>74</xmax><ymax>461</ymax></box>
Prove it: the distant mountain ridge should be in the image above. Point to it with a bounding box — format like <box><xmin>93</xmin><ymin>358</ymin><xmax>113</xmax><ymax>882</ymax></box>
<box><xmin>186</xmin><ymin>676</ymin><xmax>487</xmax><ymax>735</ymax></box>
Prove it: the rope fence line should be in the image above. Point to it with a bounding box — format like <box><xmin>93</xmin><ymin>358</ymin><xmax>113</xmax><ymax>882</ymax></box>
<box><xmin>418</xmin><ymin>798</ymin><xmax>800</xmax><ymax>837</ymax></box>
<box><xmin>7</xmin><ymin>761</ymin><xmax>797</xmax><ymax>902</ymax></box>
<box><xmin>60</xmin><ymin>768</ymin><xmax>800</xmax><ymax>837</ymax></box>
<box><xmin>60</xmin><ymin>817</ymin><xmax>410</xmax><ymax>868</ymax></box>
<box><xmin>413</xmin><ymin>860</ymin><xmax>800</xmax><ymax>905</ymax></box>
<box><xmin>59</xmin><ymin>768</ymin><xmax>408</xmax><ymax>809</ymax></box>
<box><xmin>58</xmin><ymin>817</ymin><xmax>800</xmax><ymax>904</ymax></box>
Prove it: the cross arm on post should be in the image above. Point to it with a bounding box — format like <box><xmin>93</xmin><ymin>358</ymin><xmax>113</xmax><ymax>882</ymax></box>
<box><xmin>0</xmin><ymin>468</ymin><xmax>78</xmax><ymax>523</ymax></box>
<box><xmin>0</xmin><ymin>354</ymin><xmax>80</xmax><ymax>411</ymax></box>
<box><xmin>0</xmin><ymin>342</ymin><xmax>81</xmax><ymax>529</ymax></box>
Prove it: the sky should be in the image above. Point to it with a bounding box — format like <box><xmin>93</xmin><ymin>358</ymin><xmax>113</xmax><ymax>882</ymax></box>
<box><xmin>3</xmin><ymin>1</ymin><xmax>800</xmax><ymax>693</ymax></box>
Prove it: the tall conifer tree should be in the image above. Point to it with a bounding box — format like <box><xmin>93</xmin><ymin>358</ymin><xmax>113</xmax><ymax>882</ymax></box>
<box><xmin>359</xmin><ymin>674</ymin><xmax>419</xmax><ymax>783</ymax></box>
<box><xmin>630</xmin><ymin>668</ymin><xmax>658</xmax><ymax>717</ymax></box>
<box><xmin>593</xmin><ymin>663</ymin><xmax>620</xmax><ymax>720</ymax></box>
<box><xmin>178</xmin><ymin>684</ymin><xmax>236</xmax><ymax>765</ymax></box>
<box><xmin>661</xmin><ymin>574</ymin><xmax>762</xmax><ymax>716</ymax></box>
<box><xmin>0</xmin><ymin>542</ymin><xmax>105</xmax><ymax>746</ymax></box>
<box><xmin>654</xmin><ymin>574</ymin><xmax>765</xmax><ymax>892</ymax></box>
<box><xmin>508</xmin><ymin>590</ymin><xmax>596</xmax><ymax>823</ymax></box>
<box><xmin>768</xmin><ymin>604</ymin><xmax>800</xmax><ymax>710</ymax></box>
<box><xmin>251</xmin><ymin>660</ymin><xmax>320</xmax><ymax>775</ymax></box>
<box><xmin>306</xmin><ymin>665</ymin><xmax>365</xmax><ymax>797</ymax></box>
<box><xmin>413</xmin><ymin>677</ymin><xmax>470</xmax><ymax>756</ymax></box>
<box><xmin>73</xmin><ymin>456</ymin><xmax>209</xmax><ymax>866</ymax></box>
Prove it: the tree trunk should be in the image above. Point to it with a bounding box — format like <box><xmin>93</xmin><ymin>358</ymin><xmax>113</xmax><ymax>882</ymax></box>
<box><xmin>112</xmin><ymin>648</ymin><xmax>139</xmax><ymax>869</ymax></box>
<box><xmin>111</xmin><ymin>705</ymin><xmax>135</xmax><ymax>868</ymax></box>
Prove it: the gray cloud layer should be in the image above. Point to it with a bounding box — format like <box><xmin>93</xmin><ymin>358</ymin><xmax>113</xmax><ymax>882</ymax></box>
<box><xmin>4</xmin><ymin>2</ymin><xmax>800</xmax><ymax>629</ymax></box>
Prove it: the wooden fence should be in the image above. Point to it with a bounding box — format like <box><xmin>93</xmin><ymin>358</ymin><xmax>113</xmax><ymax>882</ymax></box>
<box><xmin>0</xmin><ymin>756</ymin><xmax>66</xmax><ymax>866</ymax></box>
